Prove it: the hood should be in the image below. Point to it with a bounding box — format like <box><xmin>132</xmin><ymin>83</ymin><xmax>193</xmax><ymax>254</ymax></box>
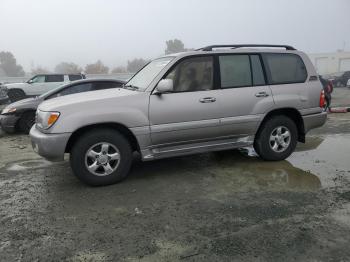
<box><xmin>38</xmin><ymin>88</ymin><xmax>140</xmax><ymax>112</ymax></box>
<box><xmin>4</xmin><ymin>97</ymin><xmax>42</xmax><ymax>110</ymax></box>
<box><xmin>4</xmin><ymin>82</ymin><xmax>28</xmax><ymax>89</ymax></box>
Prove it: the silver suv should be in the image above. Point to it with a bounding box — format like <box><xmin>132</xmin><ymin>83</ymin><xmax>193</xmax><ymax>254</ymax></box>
<box><xmin>30</xmin><ymin>45</ymin><xmax>327</xmax><ymax>186</ymax></box>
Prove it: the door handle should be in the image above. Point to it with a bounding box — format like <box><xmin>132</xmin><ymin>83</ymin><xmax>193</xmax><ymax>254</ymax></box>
<box><xmin>255</xmin><ymin>92</ymin><xmax>269</xmax><ymax>97</ymax></box>
<box><xmin>199</xmin><ymin>97</ymin><xmax>216</xmax><ymax>103</ymax></box>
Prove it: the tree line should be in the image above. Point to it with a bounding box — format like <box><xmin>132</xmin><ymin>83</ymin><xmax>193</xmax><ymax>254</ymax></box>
<box><xmin>0</xmin><ymin>39</ymin><xmax>189</xmax><ymax>76</ymax></box>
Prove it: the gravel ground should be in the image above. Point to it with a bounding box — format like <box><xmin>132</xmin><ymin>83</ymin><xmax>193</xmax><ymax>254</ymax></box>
<box><xmin>0</xmin><ymin>88</ymin><xmax>350</xmax><ymax>261</ymax></box>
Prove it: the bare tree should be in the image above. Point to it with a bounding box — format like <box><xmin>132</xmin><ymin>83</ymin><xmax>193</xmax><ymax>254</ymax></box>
<box><xmin>85</xmin><ymin>60</ymin><xmax>109</xmax><ymax>74</ymax></box>
<box><xmin>31</xmin><ymin>66</ymin><xmax>50</xmax><ymax>75</ymax></box>
<box><xmin>111</xmin><ymin>66</ymin><xmax>127</xmax><ymax>74</ymax></box>
<box><xmin>127</xmin><ymin>58</ymin><xmax>148</xmax><ymax>73</ymax></box>
<box><xmin>0</xmin><ymin>51</ymin><xmax>25</xmax><ymax>77</ymax></box>
<box><xmin>165</xmin><ymin>39</ymin><xmax>186</xmax><ymax>55</ymax></box>
<box><xmin>55</xmin><ymin>62</ymin><xmax>82</xmax><ymax>74</ymax></box>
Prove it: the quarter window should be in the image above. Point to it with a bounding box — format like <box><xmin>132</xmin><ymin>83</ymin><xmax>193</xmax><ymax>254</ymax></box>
<box><xmin>263</xmin><ymin>53</ymin><xmax>307</xmax><ymax>84</ymax></box>
<box><xmin>68</xmin><ymin>74</ymin><xmax>83</xmax><ymax>81</ymax></box>
<box><xmin>164</xmin><ymin>56</ymin><xmax>214</xmax><ymax>92</ymax></box>
<box><xmin>219</xmin><ymin>55</ymin><xmax>252</xmax><ymax>88</ymax></box>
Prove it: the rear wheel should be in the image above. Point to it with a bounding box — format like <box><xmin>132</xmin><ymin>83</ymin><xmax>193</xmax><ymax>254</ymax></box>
<box><xmin>254</xmin><ymin>115</ymin><xmax>298</xmax><ymax>161</ymax></box>
<box><xmin>70</xmin><ymin>129</ymin><xmax>133</xmax><ymax>186</ymax></box>
<box><xmin>8</xmin><ymin>89</ymin><xmax>25</xmax><ymax>102</ymax></box>
<box><xmin>18</xmin><ymin>111</ymin><xmax>36</xmax><ymax>134</ymax></box>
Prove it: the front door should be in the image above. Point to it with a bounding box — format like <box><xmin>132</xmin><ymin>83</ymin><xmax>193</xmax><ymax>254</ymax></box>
<box><xmin>149</xmin><ymin>56</ymin><xmax>222</xmax><ymax>147</ymax></box>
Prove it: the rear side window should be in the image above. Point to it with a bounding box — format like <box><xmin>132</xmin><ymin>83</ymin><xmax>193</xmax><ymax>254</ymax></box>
<box><xmin>263</xmin><ymin>53</ymin><xmax>307</xmax><ymax>84</ymax></box>
<box><xmin>92</xmin><ymin>81</ymin><xmax>122</xmax><ymax>90</ymax></box>
<box><xmin>68</xmin><ymin>74</ymin><xmax>83</xmax><ymax>81</ymax></box>
<box><xmin>219</xmin><ymin>55</ymin><xmax>252</xmax><ymax>88</ymax></box>
<box><xmin>46</xmin><ymin>75</ymin><xmax>64</xmax><ymax>82</ymax></box>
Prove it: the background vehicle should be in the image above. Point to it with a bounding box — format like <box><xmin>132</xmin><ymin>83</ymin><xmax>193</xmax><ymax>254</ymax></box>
<box><xmin>1</xmin><ymin>73</ymin><xmax>86</xmax><ymax>103</ymax></box>
<box><xmin>331</xmin><ymin>71</ymin><xmax>350</xmax><ymax>87</ymax></box>
<box><xmin>30</xmin><ymin>44</ymin><xmax>327</xmax><ymax>186</ymax></box>
<box><xmin>0</xmin><ymin>79</ymin><xmax>124</xmax><ymax>133</ymax></box>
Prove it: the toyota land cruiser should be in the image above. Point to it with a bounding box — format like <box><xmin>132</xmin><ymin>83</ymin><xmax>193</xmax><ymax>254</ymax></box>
<box><xmin>30</xmin><ymin>45</ymin><xmax>327</xmax><ymax>186</ymax></box>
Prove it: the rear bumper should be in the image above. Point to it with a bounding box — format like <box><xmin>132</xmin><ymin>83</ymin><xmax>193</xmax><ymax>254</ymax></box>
<box><xmin>303</xmin><ymin>111</ymin><xmax>327</xmax><ymax>133</ymax></box>
<box><xmin>0</xmin><ymin>114</ymin><xmax>19</xmax><ymax>133</ymax></box>
<box><xmin>30</xmin><ymin>125</ymin><xmax>71</xmax><ymax>161</ymax></box>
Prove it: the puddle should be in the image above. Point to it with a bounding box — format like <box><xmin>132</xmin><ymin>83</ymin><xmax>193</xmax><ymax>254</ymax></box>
<box><xmin>6</xmin><ymin>159</ymin><xmax>54</xmax><ymax>171</ymax></box>
<box><xmin>288</xmin><ymin>134</ymin><xmax>350</xmax><ymax>188</ymax></box>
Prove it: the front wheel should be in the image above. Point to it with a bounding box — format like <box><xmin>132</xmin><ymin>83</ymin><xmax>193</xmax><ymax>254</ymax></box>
<box><xmin>18</xmin><ymin>111</ymin><xmax>36</xmax><ymax>134</ymax></box>
<box><xmin>70</xmin><ymin>129</ymin><xmax>133</xmax><ymax>186</ymax></box>
<box><xmin>8</xmin><ymin>89</ymin><xmax>25</xmax><ymax>102</ymax></box>
<box><xmin>254</xmin><ymin>116</ymin><xmax>298</xmax><ymax>161</ymax></box>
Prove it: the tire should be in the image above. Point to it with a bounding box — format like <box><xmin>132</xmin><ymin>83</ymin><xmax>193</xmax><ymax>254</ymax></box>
<box><xmin>254</xmin><ymin>115</ymin><xmax>298</xmax><ymax>161</ymax></box>
<box><xmin>17</xmin><ymin>111</ymin><xmax>36</xmax><ymax>134</ymax></box>
<box><xmin>70</xmin><ymin>129</ymin><xmax>133</xmax><ymax>186</ymax></box>
<box><xmin>8</xmin><ymin>89</ymin><xmax>25</xmax><ymax>103</ymax></box>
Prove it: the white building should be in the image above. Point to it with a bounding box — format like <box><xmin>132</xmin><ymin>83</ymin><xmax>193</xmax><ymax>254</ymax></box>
<box><xmin>308</xmin><ymin>51</ymin><xmax>350</xmax><ymax>75</ymax></box>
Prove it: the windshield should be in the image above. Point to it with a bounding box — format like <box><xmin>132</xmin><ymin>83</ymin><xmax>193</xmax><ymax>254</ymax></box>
<box><xmin>125</xmin><ymin>57</ymin><xmax>174</xmax><ymax>91</ymax></box>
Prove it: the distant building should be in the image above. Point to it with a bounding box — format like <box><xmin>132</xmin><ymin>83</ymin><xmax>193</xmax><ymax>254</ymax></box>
<box><xmin>308</xmin><ymin>51</ymin><xmax>350</xmax><ymax>75</ymax></box>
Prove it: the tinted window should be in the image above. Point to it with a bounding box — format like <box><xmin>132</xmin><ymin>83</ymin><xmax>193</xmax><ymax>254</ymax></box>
<box><xmin>92</xmin><ymin>81</ymin><xmax>122</xmax><ymax>90</ymax></box>
<box><xmin>164</xmin><ymin>56</ymin><xmax>213</xmax><ymax>92</ymax></box>
<box><xmin>219</xmin><ymin>55</ymin><xmax>251</xmax><ymax>88</ymax></box>
<box><xmin>46</xmin><ymin>75</ymin><xmax>64</xmax><ymax>82</ymax></box>
<box><xmin>69</xmin><ymin>74</ymin><xmax>83</xmax><ymax>81</ymax></box>
<box><xmin>263</xmin><ymin>53</ymin><xmax>307</xmax><ymax>84</ymax></box>
<box><xmin>250</xmin><ymin>55</ymin><xmax>265</xmax><ymax>85</ymax></box>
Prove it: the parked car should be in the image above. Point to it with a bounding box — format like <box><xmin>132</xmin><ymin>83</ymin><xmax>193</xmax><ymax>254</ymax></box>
<box><xmin>0</xmin><ymin>79</ymin><xmax>125</xmax><ymax>133</ymax></box>
<box><xmin>331</xmin><ymin>71</ymin><xmax>350</xmax><ymax>87</ymax></box>
<box><xmin>347</xmin><ymin>78</ymin><xmax>350</xmax><ymax>88</ymax></box>
<box><xmin>30</xmin><ymin>44</ymin><xmax>327</xmax><ymax>186</ymax></box>
<box><xmin>0</xmin><ymin>82</ymin><xmax>9</xmax><ymax>104</ymax></box>
<box><xmin>0</xmin><ymin>73</ymin><xmax>86</xmax><ymax>103</ymax></box>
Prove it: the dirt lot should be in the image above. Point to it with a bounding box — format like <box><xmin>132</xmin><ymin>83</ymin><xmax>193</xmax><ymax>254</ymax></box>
<box><xmin>0</xmin><ymin>88</ymin><xmax>350</xmax><ymax>262</ymax></box>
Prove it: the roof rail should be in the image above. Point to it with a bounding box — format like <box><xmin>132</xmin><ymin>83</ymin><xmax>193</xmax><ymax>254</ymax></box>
<box><xmin>197</xmin><ymin>44</ymin><xmax>296</xmax><ymax>51</ymax></box>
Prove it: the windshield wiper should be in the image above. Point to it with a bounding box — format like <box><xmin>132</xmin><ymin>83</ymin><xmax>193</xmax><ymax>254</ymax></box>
<box><xmin>123</xmin><ymin>84</ymin><xmax>140</xmax><ymax>91</ymax></box>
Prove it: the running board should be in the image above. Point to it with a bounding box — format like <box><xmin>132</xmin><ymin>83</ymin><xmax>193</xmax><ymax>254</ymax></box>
<box><xmin>141</xmin><ymin>136</ymin><xmax>254</xmax><ymax>161</ymax></box>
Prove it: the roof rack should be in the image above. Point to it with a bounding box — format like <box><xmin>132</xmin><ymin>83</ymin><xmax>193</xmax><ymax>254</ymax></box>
<box><xmin>197</xmin><ymin>44</ymin><xmax>296</xmax><ymax>51</ymax></box>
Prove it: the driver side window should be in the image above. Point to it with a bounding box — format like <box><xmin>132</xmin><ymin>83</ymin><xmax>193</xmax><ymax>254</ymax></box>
<box><xmin>164</xmin><ymin>56</ymin><xmax>214</xmax><ymax>92</ymax></box>
<box><xmin>31</xmin><ymin>75</ymin><xmax>45</xmax><ymax>83</ymax></box>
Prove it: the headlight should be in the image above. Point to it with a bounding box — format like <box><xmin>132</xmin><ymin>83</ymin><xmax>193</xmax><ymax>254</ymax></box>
<box><xmin>1</xmin><ymin>107</ymin><xmax>16</xmax><ymax>115</ymax></box>
<box><xmin>36</xmin><ymin>110</ymin><xmax>60</xmax><ymax>129</ymax></box>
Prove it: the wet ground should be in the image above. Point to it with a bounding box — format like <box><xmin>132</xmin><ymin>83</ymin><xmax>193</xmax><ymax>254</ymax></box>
<box><xmin>0</xmin><ymin>88</ymin><xmax>350</xmax><ymax>261</ymax></box>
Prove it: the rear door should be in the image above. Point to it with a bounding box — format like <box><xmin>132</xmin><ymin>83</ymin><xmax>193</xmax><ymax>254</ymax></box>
<box><xmin>262</xmin><ymin>53</ymin><xmax>308</xmax><ymax>109</ymax></box>
<box><xmin>42</xmin><ymin>75</ymin><xmax>65</xmax><ymax>94</ymax></box>
<box><xmin>215</xmin><ymin>54</ymin><xmax>274</xmax><ymax>138</ymax></box>
<box><xmin>149</xmin><ymin>55</ymin><xmax>222</xmax><ymax>146</ymax></box>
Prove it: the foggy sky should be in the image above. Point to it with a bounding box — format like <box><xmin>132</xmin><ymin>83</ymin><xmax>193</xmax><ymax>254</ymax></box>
<box><xmin>0</xmin><ymin>0</ymin><xmax>349</xmax><ymax>72</ymax></box>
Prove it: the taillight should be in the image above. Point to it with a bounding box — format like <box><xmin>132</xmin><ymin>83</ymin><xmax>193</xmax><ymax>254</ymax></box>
<box><xmin>319</xmin><ymin>90</ymin><xmax>325</xmax><ymax>108</ymax></box>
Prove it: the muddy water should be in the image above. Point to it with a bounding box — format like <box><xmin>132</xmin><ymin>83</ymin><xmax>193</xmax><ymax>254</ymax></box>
<box><xmin>289</xmin><ymin>134</ymin><xmax>350</xmax><ymax>188</ymax></box>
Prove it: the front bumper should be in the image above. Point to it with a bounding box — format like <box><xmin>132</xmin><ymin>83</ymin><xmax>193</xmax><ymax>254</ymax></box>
<box><xmin>303</xmin><ymin>111</ymin><xmax>327</xmax><ymax>133</ymax></box>
<box><xmin>0</xmin><ymin>114</ymin><xmax>20</xmax><ymax>133</ymax></box>
<box><xmin>30</xmin><ymin>125</ymin><xmax>71</xmax><ymax>161</ymax></box>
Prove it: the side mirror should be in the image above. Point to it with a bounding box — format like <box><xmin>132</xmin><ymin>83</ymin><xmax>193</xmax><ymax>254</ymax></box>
<box><xmin>155</xmin><ymin>79</ymin><xmax>173</xmax><ymax>94</ymax></box>
<box><xmin>28</xmin><ymin>79</ymin><xmax>34</xmax><ymax>84</ymax></box>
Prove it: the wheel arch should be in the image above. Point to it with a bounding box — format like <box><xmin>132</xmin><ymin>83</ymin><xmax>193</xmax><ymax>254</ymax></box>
<box><xmin>65</xmin><ymin>122</ymin><xmax>140</xmax><ymax>153</ymax></box>
<box><xmin>257</xmin><ymin>108</ymin><xmax>305</xmax><ymax>143</ymax></box>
